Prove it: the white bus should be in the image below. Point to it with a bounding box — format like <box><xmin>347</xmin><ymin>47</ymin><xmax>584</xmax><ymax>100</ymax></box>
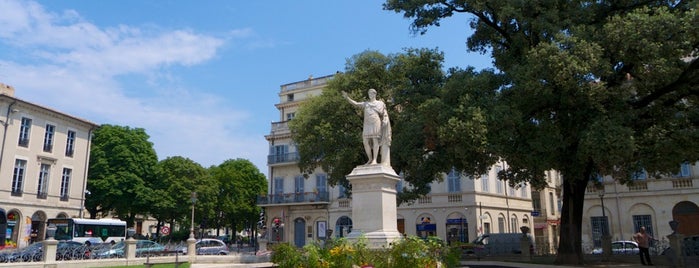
<box><xmin>46</xmin><ymin>218</ymin><xmax>127</xmax><ymax>244</ymax></box>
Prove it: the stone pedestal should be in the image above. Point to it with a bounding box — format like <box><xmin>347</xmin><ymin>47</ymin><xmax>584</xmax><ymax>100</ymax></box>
<box><xmin>43</xmin><ymin>238</ymin><xmax>58</xmax><ymax>263</ymax></box>
<box><xmin>667</xmin><ymin>233</ymin><xmax>684</xmax><ymax>267</ymax></box>
<box><xmin>520</xmin><ymin>235</ymin><xmax>531</xmax><ymax>260</ymax></box>
<box><xmin>125</xmin><ymin>238</ymin><xmax>137</xmax><ymax>259</ymax></box>
<box><xmin>346</xmin><ymin>164</ymin><xmax>402</xmax><ymax>248</ymax></box>
<box><xmin>187</xmin><ymin>236</ymin><xmax>197</xmax><ymax>261</ymax></box>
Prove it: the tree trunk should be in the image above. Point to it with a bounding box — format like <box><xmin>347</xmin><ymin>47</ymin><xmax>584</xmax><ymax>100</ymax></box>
<box><xmin>554</xmin><ymin>175</ymin><xmax>589</xmax><ymax>265</ymax></box>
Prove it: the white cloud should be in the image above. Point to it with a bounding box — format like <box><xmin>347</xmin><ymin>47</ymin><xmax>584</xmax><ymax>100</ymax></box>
<box><xmin>0</xmin><ymin>0</ymin><xmax>267</xmax><ymax>170</ymax></box>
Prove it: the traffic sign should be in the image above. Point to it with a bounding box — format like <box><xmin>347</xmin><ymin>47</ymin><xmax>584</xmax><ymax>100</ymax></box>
<box><xmin>161</xmin><ymin>226</ymin><xmax>170</xmax><ymax>235</ymax></box>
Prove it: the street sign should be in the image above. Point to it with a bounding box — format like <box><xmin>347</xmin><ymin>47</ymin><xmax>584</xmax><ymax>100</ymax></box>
<box><xmin>531</xmin><ymin>211</ymin><xmax>540</xmax><ymax>216</ymax></box>
<box><xmin>161</xmin><ymin>226</ymin><xmax>170</xmax><ymax>235</ymax></box>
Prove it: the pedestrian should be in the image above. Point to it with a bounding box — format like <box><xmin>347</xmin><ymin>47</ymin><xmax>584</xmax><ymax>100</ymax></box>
<box><xmin>633</xmin><ymin>226</ymin><xmax>654</xmax><ymax>266</ymax></box>
<box><xmin>30</xmin><ymin>229</ymin><xmax>38</xmax><ymax>243</ymax></box>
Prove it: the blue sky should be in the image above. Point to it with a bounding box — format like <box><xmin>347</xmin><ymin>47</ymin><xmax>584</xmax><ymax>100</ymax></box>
<box><xmin>0</xmin><ymin>0</ymin><xmax>492</xmax><ymax>173</ymax></box>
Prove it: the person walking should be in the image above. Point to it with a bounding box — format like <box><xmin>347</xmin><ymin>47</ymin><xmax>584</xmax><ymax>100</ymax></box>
<box><xmin>633</xmin><ymin>226</ymin><xmax>654</xmax><ymax>266</ymax></box>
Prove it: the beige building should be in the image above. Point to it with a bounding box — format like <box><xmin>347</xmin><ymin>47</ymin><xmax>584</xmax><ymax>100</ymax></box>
<box><xmin>0</xmin><ymin>83</ymin><xmax>98</xmax><ymax>248</ymax></box>
<box><xmin>259</xmin><ymin>75</ymin><xmax>537</xmax><ymax>248</ymax></box>
<box><xmin>581</xmin><ymin>163</ymin><xmax>699</xmax><ymax>252</ymax></box>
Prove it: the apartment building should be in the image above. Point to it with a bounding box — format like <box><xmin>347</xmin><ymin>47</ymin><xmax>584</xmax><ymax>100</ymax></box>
<box><xmin>582</xmin><ymin>163</ymin><xmax>699</xmax><ymax>251</ymax></box>
<box><xmin>0</xmin><ymin>83</ymin><xmax>98</xmax><ymax>248</ymax></box>
<box><xmin>259</xmin><ymin>75</ymin><xmax>538</xmax><ymax>248</ymax></box>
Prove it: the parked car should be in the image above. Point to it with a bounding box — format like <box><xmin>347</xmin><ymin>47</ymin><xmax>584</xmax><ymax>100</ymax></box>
<box><xmin>591</xmin><ymin>240</ymin><xmax>639</xmax><ymax>255</ymax></box>
<box><xmin>94</xmin><ymin>240</ymin><xmax>165</xmax><ymax>258</ymax></box>
<box><xmin>178</xmin><ymin>238</ymin><xmax>230</xmax><ymax>255</ymax></box>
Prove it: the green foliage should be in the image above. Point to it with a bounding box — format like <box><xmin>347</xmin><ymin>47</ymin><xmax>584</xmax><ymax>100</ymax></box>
<box><xmin>151</xmin><ymin>156</ymin><xmax>213</xmax><ymax>232</ymax></box>
<box><xmin>208</xmin><ymin>159</ymin><xmax>267</xmax><ymax>232</ymax></box>
<box><xmin>270</xmin><ymin>236</ymin><xmax>457</xmax><ymax>268</ymax></box>
<box><xmin>385</xmin><ymin>0</ymin><xmax>698</xmax><ymax>265</ymax></box>
<box><xmin>86</xmin><ymin>124</ymin><xmax>158</xmax><ymax>226</ymax></box>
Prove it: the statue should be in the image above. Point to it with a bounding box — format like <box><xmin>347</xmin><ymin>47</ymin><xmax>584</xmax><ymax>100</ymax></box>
<box><xmin>342</xmin><ymin>89</ymin><xmax>391</xmax><ymax>166</ymax></box>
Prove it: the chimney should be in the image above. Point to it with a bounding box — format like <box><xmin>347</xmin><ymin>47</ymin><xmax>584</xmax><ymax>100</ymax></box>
<box><xmin>0</xmin><ymin>83</ymin><xmax>15</xmax><ymax>97</ymax></box>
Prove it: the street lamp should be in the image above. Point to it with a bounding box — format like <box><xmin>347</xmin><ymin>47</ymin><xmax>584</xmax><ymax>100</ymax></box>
<box><xmin>598</xmin><ymin>188</ymin><xmax>607</xmax><ymax>235</ymax></box>
<box><xmin>190</xmin><ymin>192</ymin><xmax>197</xmax><ymax>239</ymax></box>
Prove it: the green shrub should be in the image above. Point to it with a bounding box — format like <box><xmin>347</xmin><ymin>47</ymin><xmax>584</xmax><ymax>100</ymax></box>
<box><xmin>269</xmin><ymin>236</ymin><xmax>458</xmax><ymax>268</ymax></box>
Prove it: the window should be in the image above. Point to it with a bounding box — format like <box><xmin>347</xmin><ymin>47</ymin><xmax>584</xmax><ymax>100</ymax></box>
<box><xmin>509</xmin><ymin>183</ymin><xmax>516</xmax><ymax>197</ymax></box>
<box><xmin>497</xmin><ymin>217</ymin><xmax>506</xmax><ymax>233</ymax></box>
<box><xmin>496</xmin><ymin>180</ymin><xmax>504</xmax><ymax>194</ymax></box>
<box><xmin>675</xmin><ymin>162</ymin><xmax>691</xmax><ymax>178</ymax></box>
<box><xmin>273</xmin><ymin>177</ymin><xmax>284</xmax><ymax>203</ymax></box>
<box><xmin>532</xmin><ymin>192</ymin><xmax>542</xmax><ymax>212</ymax></box>
<box><xmin>395</xmin><ymin>179</ymin><xmax>403</xmax><ymax>193</ymax></box>
<box><xmin>287</xmin><ymin>94</ymin><xmax>294</xmax><ymax>102</ymax></box>
<box><xmin>520</xmin><ymin>183</ymin><xmax>528</xmax><ymax>198</ymax></box>
<box><xmin>18</xmin><ymin>117</ymin><xmax>32</xmax><ymax>147</ymax></box>
<box><xmin>43</xmin><ymin>124</ymin><xmax>55</xmax><ymax>152</ymax></box>
<box><xmin>632</xmin><ymin>169</ymin><xmax>648</xmax><ymax>180</ymax></box>
<box><xmin>591</xmin><ymin>216</ymin><xmax>609</xmax><ymax>248</ymax></box>
<box><xmin>65</xmin><ymin>130</ymin><xmax>76</xmax><ymax>157</ymax></box>
<box><xmin>510</xmin><ymin>216</ymin><xmax>518</xmax><ymax>232</ymax></box>
<box><xmin>481</xmin><ymin>174</ymin><xmax>489</xmax><ymax>192</ymax></box>
<box><xmin>37</xmin><ymin>164</ymin><xmax>50</xmax><ymax>199</ymax></box>
<box><xmin>294</xmin><ymin>175</ymin><xmax>305</xmax><ymax>201</ymax></box>
<box><xmin>316</xmin><ymin>174</ymin><xmax>327</xmax><ymax>193</ymax></box>
<box><xmin>60</xmin><ymin>168</ymin><xmax>71</xmax><ymax>201</ymax></box>
<box><xmin>632</xmin><ymin>215</ymin><xmax>654</xmax><ymax>237</ymax></box>
<box><xmin>549</xmin><ymin>192</ymin><xmax>556</xmax><ymax>215</ymax></box>
<box><xmin>12</xmin><ymin>159</ymin><xmax>27</xmax><ymax>196</ymax></box>
<box><xmin>271</xmin><ymin>145</ymin><xmax>288</xmax><ymax>163</ymax></box>
<box><xmin>447</xmin><ymin>168</ymin><xmax>461</xmax><ymax>193</ymax></box>
<box><xmin>483</xmin><ymin>222</ymin><xmax>491</xmax><ymax>234</ymax></box>
<box><xmin>338</xmin><ymin>184</ymin><xmax>347</xmax><ymax>198</ymax></box>
<box><xmin>286</xmin><ymin>113</ymin><xmax>295</xmax><ymax>121</ymax></box>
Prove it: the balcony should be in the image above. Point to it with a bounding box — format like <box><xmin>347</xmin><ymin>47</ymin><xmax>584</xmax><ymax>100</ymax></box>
<box><xmin>267</xmin><ymin>152</ymin><xmax>300</xmax><ymax>165</ymax></box>
<box><xmin>258</xmin><ymin>191</ymin><xmax>330</xmax><ymax>206</ymax></box>
<box><xmin>37</xmin><ymin>192</ymin><xmax>48</xmax><ymax>199</ymax></box>
<box><xmin>18</xmin><ymin>138</ymin><xmax>29</xmax><ymax>147</ymax></box>
<box><xmin>60</xmin><ymin>195</ymin><xmax>69</xmax><ymax>201</ymax></box>
<box><xmin>43</xmin><ymin>143</ymin><xmax>53</xmax><ymax>153</ymax></box>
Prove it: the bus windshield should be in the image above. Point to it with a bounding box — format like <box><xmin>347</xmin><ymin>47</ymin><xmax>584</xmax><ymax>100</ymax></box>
<box><xmin>47</xmin><ymin>218</ymin><xmax>127</xmax><ymax>244</ymax></box>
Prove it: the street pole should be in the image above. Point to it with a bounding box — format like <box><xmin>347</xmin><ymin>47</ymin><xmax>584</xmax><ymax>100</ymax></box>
<box><xmin>190</xmin><ymin>192</ymin><xmax>197</xmax><ymax>239</ymax></box>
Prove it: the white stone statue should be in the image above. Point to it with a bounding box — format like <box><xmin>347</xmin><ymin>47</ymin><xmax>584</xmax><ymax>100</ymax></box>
<box><xmin>342</xmin><ymin>89</ymin><xmax>391</xmax><ymax>166</ymax></box>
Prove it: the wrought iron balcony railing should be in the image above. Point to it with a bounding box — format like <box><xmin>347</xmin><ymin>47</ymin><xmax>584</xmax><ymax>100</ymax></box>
<box><xmin>257</xmin><ymin>191</ymin><xmax>330</xmax><ymax>205</ymax></box>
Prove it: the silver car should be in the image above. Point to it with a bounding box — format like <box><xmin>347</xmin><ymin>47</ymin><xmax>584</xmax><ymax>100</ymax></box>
<box><xmin>591</xmin><ymin>240</ymin><xmax>640</xmax><ymax>255</ymax></box>
<box><xmin>181</xmin><ymin>239</ymin><xmax>229</xmax><ymax>255</ymax></box>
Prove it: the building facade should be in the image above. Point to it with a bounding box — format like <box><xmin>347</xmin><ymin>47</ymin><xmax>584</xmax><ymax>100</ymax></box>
<box><xmin>0</xmin><ymin>83</ymin><xmax>98</xmax><ymax>248</ymax></box>
<box><xmin>259</xmin><ymin>75</ymin><xmax>538</xmax><ymax>248</ymax></box>
<box><xmin>581</xmin><ymin>163</ymin><xmax>699</xmax><ymax>253</ymax></box>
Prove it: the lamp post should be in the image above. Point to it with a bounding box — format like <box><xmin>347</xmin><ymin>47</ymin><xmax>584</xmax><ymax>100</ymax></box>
<box><xmin>598</xmin><ymin>188</ymin><xmax>606</xmax><ymax>236</ymax></box>
<box><xmin>190</xmin><ymin>192</ymin><xmax>197</xmax><ymax>239</ymax></box>
<box><xmin>598</xmin><ymin>186</ymin><xmax>611</xmax><ymax>260</ymax></box>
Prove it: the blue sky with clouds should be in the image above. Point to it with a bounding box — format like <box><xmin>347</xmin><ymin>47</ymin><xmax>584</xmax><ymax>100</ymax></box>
<box><xmin>0</xmin><ymin>0</ymin><xmax>492</xmax><ymax>173</ymax></box>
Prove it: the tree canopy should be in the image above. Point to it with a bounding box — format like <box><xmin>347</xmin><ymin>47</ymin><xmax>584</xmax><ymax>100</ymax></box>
<box><xmin>86</xmin><ymin>124</ymin><xmax>158</xmax><ymax>226</ymax></box>
<box><xmin>384</xmin><ymin>0</ymin><xmax>698</xmax><ymax>264</ymax></box>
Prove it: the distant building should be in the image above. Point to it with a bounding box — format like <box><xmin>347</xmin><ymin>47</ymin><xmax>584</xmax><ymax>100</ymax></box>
<box><xmin>582</xmin><ymin>164</ymin><xmax>699</xmax><ymax>252</ymax></box>
<box><xmin>0</xmin><ymin>83</ymin><xmax>98</xmax><ymax>248</ymax></box>
<box><xmin>259</xmin><ymin>75</ymin><xmax>539</xmax><ymax>248</ymax></box>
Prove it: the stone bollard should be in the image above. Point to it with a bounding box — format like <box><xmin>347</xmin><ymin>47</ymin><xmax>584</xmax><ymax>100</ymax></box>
<box><xmin>43</xmin><ymin>238</ymin><xmax>59</xmax><ymax>263</ymax></box>
<box><xmin>667</xmin><ymin>233</ymin><xmax>685</xmax><ymax>267</ymax></box>
<box><xmin>520</xmin><ymin>235</ymin><xmax>531</xmax><ymax>260</ymax></box>
<box><xmin>124</xmin><ymin>238</ymin><xmax>137</xmax><ymax>259</ymax></box>
<box><xmin>601</xmin><ymin>235</ymin><xmax>612</xmax><ymax>261</ymax></box>
<box><xmin>187</xmin><ymin>236</ymin><xmax>197</xmax><ymax>261</ymax></box>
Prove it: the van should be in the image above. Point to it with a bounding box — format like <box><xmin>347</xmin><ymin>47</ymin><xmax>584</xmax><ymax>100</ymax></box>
<box><xmin>471</xmin><ymin>233</ymin><xmax>534</xmax><ymax>255</ymax></box>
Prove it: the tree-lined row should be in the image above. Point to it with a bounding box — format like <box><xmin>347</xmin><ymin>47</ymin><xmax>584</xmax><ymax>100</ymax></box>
<box><xmin>84</xmin><ymin>125</ymin><xmax>267</xmax><ymax>238</ymax></box>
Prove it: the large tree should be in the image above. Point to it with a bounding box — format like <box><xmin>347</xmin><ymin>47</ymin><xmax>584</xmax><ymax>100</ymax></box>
<box><xmin>149</xmin><ymin>156</ymin><xmax>214</xmax><ymax>237</ymax></box>
<box><xmin>289</xmin><ymin>49</ymin><xmax>480</xmax><ymax>201</ymax></box>
<box><xmin>86</xmin><ymin>125</ymin><xmax>158</xmax><ymax>227</ymax></box>
<box><xmin>209</xmin><ymin>159</ymin><xmax>267</xmax><ymax>237</ymax></box>
<box><xmin>384</xmin><ymin>0</ymin><xmax>698</xmax><ymax>264</ymax></box>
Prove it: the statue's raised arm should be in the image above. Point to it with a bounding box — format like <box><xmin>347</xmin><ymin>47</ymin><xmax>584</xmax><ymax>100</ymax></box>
<box><xmin>343</xmin><ymin>89</ymin><xmax>391</xmax><ymax>166</ymax></box>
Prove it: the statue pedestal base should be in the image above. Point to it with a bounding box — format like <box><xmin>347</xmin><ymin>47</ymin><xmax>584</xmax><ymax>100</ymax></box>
<box><xmin>346</xmin><ymin>164</ymin><xmax>402</xmax><ymax>248</ymax></box>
